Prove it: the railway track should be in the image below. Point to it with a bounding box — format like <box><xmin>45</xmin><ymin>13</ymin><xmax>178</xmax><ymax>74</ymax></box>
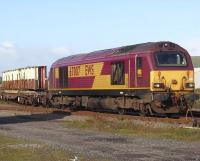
<box><xmin>0</xmin><ymin>101</ymin><xmax>199</xmax><ymax>127</ymax></box>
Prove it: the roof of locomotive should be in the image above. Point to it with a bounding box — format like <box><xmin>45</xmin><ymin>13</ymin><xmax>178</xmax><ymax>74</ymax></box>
<box><xmin>51</xmin><ymin>41</ymin><xmax>186</xmax><ymax>68</ymax></box>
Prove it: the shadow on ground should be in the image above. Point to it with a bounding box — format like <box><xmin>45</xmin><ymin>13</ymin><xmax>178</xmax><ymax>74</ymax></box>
<box><xmin>0</xmin><ymin>111</ymin><xmax>71</xmax><ymax>125</ymax></box>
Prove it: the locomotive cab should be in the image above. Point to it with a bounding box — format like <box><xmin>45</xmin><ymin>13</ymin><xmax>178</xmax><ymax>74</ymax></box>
<box><xmin>150</xmin><ymin>42</ymin><xmax>196</xmax><ymax>113</ymax></box>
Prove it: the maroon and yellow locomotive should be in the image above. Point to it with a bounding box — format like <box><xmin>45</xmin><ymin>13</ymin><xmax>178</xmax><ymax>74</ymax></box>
<box><xmin>48</xmin><ymin>41</ymin><xmax>196</xmax><ymax>115</ymax></box>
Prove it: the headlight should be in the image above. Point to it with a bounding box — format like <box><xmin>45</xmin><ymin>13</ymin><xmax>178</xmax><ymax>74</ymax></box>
<box><xmin>153</xmin><ymin>83</ymin><xmax>165</xmax><ymax>88</ymax></box>
<box><xmin>185</xmin><ymin>82</ymin><xmax>195</xmax><ymax>88</ymax></box>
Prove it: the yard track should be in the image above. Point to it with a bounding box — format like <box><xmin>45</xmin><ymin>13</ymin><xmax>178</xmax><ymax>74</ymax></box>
<box><xmin>0</xmin><ymin>102</ymin><xmax>199</xmax><ymax>127</ymax></box>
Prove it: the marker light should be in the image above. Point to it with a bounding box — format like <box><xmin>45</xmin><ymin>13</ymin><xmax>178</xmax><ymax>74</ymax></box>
<box><xmin>153</xmin><ymin>83</ymin><xmax>165</xmax><ymax>89</ymax></box>
<box><xmin>185</xmin><ymin>83</ymin><xmax>195</xmax><ymax>88</ymax></box>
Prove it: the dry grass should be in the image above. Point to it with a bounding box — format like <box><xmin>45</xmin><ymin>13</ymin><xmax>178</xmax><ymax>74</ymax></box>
<box><xmin>63</xmin><ymin>115</ymin><xmax>200</xmax><ymax>142</ymax></box>
<box><xmin>0</xmin><ymin>134</ymin><xmax>108</xmax><ymax>161</ymax></box>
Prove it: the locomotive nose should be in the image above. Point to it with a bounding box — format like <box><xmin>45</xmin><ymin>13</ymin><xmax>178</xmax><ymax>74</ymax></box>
<box><xmin>150</xmin><ymin>70</ymin><xmax>194</xmax><ymax>91</ymax></box>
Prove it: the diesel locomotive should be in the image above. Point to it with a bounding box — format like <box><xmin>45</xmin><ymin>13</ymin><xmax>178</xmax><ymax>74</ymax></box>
<box><xmin>0</xmin><ymin>41</ymin><xmax>197</xmax><ymax>115</ymax></box>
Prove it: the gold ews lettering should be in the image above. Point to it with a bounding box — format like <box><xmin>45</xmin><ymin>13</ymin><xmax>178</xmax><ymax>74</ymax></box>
<box><xmin>85</xmin><ymin>64</ymin><xmax>94</xmax><ymax>76</ymax></box>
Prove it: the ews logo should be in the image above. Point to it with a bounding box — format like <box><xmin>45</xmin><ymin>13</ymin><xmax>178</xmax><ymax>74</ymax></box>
<box><xmin>85</xmin><ymin>64</ymin><xmax>94</xmax><ymax>76</ymax></box>
<box><xmin>69</xmin><ymin>64</ymin><xmax>95</xmax><ymax>77</ymax></box>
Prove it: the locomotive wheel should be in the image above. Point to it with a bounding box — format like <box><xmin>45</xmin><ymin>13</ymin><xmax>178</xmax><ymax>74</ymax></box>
<box><xmin>69</xmin><ymin>103</ymin><xmax>78</xmax><ymax>111</ymax></box>
<box><xmin>139</xmin><ymin>103</ymin><xmax>151</xmax><ymax>116</ymax></box>
<box><xmin>118</xmin><ymin>108</ymin><xmax>126</xmax><ymax>115</ymax></box>
<box><xmin>46</xmin><ymin>99</ymin><xmax>53</xmax><ymax>108</ymax></box>
<box><xmin>58</xmin><ymin>104</ymin><xmax>65</xmax><ymax>109</ymax></box>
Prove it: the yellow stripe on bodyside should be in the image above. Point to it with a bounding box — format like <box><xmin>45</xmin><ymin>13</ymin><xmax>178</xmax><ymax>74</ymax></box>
<box><xmin>92</xmin><ymin>74</ymin><xmax>129</xmax><ymax>89</ymax></box>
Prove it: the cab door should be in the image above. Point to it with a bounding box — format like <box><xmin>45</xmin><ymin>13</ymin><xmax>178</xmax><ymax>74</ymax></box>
<box><xmin>130</xmin><ymin>55</ymin><xmax>147</xmax><ymax>88</ymax></box>
<box><xmin>59</xmin><ymin>66</ymin><xmax>68</xmax><ymax>88</ymax></box>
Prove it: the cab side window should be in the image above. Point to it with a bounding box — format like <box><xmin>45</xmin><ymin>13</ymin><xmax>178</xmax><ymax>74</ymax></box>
<box><xmin>111</xmin><ymin>61</ymin><xmax>125</xmax><ymax>85</ymax></box>
<box><xmin>136</xmin><ymin>57</ymin><xmax>142</xmax><ymax>77</ymax></box>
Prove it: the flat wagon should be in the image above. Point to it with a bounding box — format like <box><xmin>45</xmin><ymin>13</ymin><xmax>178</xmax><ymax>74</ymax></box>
<box><xmin>1</xmin><ymin>66</ymin><xmax>47</xmax><ymax>105</ymax></box>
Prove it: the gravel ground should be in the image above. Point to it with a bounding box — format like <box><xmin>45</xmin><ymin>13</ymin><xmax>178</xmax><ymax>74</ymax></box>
<box><xmin>0</xmin><ymin>110</ymin><xmax>200</xmax><ymax>161</ymax></box>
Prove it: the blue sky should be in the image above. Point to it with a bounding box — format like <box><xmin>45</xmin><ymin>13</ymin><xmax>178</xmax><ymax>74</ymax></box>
<box><xmin>0</xmin><ymin>0</ymin><xmax>200</xmax><ymax>72</ymax></box>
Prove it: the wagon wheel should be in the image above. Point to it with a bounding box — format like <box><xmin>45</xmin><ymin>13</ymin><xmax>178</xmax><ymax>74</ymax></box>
<box><xmin>118</xmin><ymin>108</ymin><xmax>126</xmax><ymax>115</ymax></box>
<box><xmin>31</xmin><ymin>98</ymin><xmax>38</xmax><ymax>107</ymax></box>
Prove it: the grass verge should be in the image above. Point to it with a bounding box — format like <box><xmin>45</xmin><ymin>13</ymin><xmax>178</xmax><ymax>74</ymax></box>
<box><xmin>62</xmin><ymin>116</ymin><xmax>200</xmax><ymax>142</ymax></box>
<box><xmin>0</xmin><ymin>134</ymin><xmax>107</xmax><ymax>161</ymax></box>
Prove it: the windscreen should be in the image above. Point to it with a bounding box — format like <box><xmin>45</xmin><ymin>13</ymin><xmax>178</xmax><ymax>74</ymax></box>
<box><xmin>155</xmin><ymin>51</ymin><xmax>187</xmax><ymax>66</ymax></box>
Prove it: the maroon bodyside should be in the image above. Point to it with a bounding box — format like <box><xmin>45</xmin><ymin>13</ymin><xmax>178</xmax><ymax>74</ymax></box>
<box><xmin>68</xmin><ymin>77</ymin><xmax>95</xmax><ymax>88</ymax></box>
